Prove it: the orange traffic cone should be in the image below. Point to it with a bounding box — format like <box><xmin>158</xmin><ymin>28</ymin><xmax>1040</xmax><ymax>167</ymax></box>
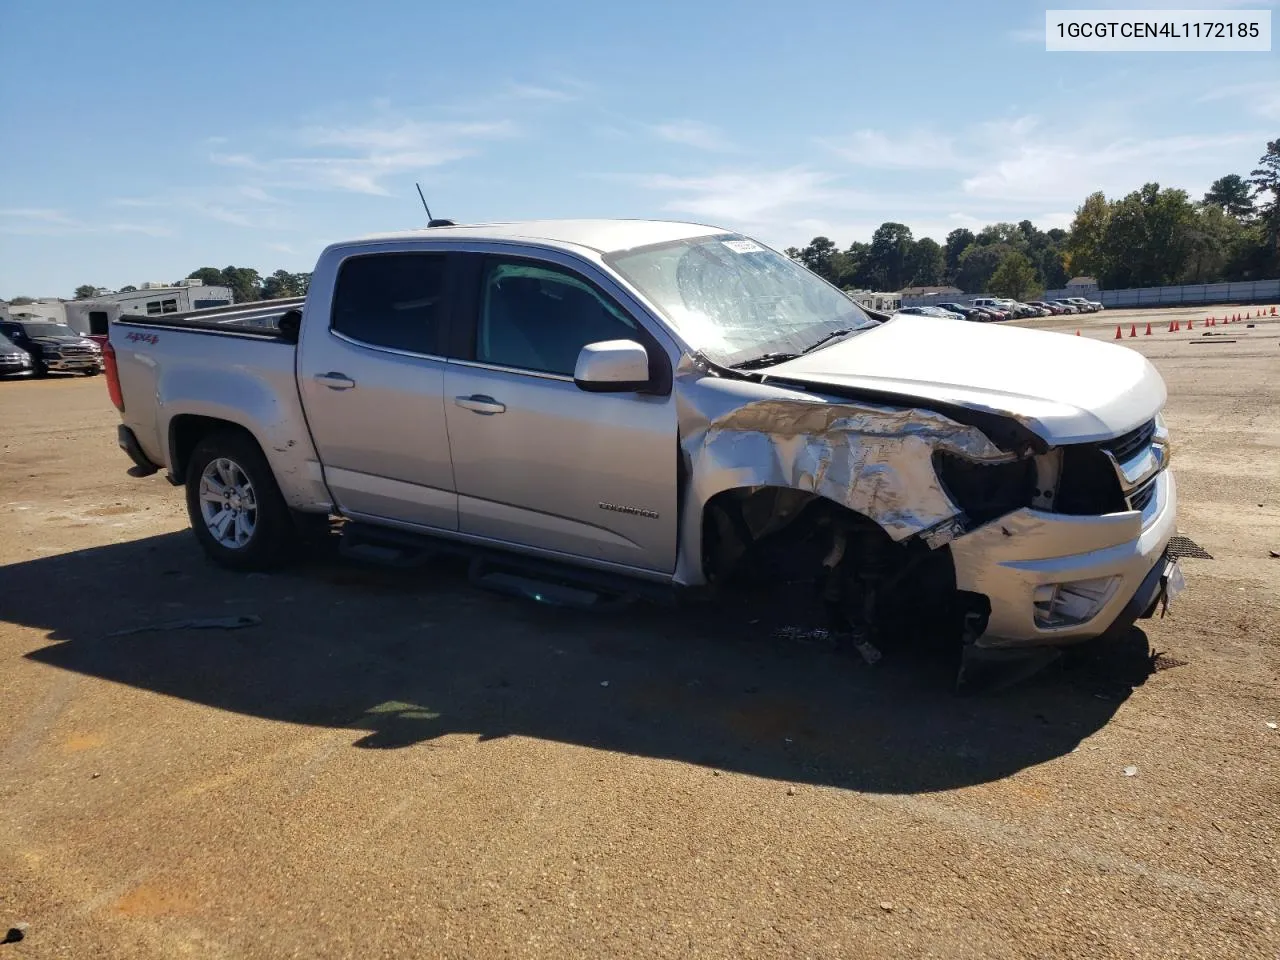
<box><xmin>1209</xmin><ymin>316</ymin><xmax>1215</xmax><ymax>327</ymax></box>
<box><xmin>1115</xmin><ymin>325</ymin><xmax>1123</xmax><ymax>339</ymax></box>
<box><xmin>1144</xmin><ymin>322</ymin><xmax>1152</xmax><ymax>336</ymax></box>
<box><xmin>1167</xmin><ymin>320</ymin><xmax>1175</xmax><ymax>332</ymax></box>
<box><xmin>1129</xmin><ymin>323</ymin><xmax>1137</xmax><ymax>337</ymax></box>
<box><xmin>1174</xmin><ymin>319</ymin><xmax>1181</xmax><ymax>331</ymax></box>
<box><xmin>1075</xmin><ymin>329</ymin><xmax>1081</xmax><ymax>336</ymax></box>
<box><xmin>1271</xmin><ymin>306</ymin><xmax>1276</xmax><ymax>316</ymax></box>
<box><xmin>1187</xmin><ymin>318</ymin><xmax>1194</xmax><ymax>330</ymax></box>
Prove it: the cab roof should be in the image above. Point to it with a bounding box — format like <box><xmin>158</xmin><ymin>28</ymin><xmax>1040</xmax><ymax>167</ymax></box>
<box><xmin>351</xmin><ymin>219</ymin><xmax>734</xmax><ymax>255</ymax></box>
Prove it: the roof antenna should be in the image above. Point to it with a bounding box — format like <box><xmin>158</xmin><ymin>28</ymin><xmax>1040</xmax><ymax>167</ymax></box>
<box><xmin>416</xmin><ymin>182</ymin><xmax>455</xmax><ymax>228</ymax></box>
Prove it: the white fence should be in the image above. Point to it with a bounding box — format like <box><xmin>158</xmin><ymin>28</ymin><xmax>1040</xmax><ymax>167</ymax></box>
<box><xmin>1057</xmin><ymin>279</ymin><xmax>1280</xmax><ymax>309</ymax></box>
<box><xmin>903</xmin><ymin>278</ymin><xmax>1280</xmax><ymax>310</ymax></box>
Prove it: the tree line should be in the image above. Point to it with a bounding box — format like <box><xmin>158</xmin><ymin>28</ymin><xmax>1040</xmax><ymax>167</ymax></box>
<box><xmin>68</xmin><ymin>267</ymin><xmax>312</xmax><ymax>305</ymax></box>
<box><xmin>786</xmin><ymin>138</ymin><xmax>1280</xmax><ymax>300</ymax></box>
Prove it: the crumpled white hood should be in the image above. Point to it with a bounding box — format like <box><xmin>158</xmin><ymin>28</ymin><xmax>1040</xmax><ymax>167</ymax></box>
<box><xmin>766</xmin><ymin>315</ymin><xmax>1167</xmax><ymax>444</ymax></box>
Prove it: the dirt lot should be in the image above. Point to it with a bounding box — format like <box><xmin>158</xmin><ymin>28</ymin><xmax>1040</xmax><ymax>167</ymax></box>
<box><xmin>2</xmin><ymin>306</ymin><xmax>1278</xmax><ymax>959</ymax></box>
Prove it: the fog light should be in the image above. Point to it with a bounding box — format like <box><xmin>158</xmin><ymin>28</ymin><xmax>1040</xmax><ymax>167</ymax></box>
<box><xmin>1033</xmin><ymin>576</ymin><xmax>1120</xmax><ymax>628</ymax></box>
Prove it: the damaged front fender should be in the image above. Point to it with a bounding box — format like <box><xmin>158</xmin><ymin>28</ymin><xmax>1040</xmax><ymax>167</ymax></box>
<box><xmin>673</xmin><ymin>369</ymin><xmax>1025</xmax><ymax>586</ymax></box>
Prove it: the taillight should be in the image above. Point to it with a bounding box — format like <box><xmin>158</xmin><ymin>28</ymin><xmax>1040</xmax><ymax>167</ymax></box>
<box><xmin>104</xmin><ymin>341</ymin><xmax>124</xmax><ymax>412</ymax></box>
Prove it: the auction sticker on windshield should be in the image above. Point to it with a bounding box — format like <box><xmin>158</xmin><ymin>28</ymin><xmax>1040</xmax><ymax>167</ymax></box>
<box><xmin>722</xmin><ymin>239</ymin><xmax>765</xmax><ymax>254</ymax></box>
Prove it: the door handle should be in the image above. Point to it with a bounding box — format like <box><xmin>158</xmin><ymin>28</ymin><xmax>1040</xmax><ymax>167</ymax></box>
<box><xmin>454</xmin><ymin>394</ymin><xmax>506</xmax><ymax>415</ymax></box>
<box><xmin>314</xmin><ymin>372</ymin><xmax>356</xmax><ymax>390</ymax></box>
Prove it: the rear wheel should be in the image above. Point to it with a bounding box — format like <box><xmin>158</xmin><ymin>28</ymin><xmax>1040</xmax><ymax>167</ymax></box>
<box><xmin>185</xmin><ymin>430</ymin><xmax>294</xmax><ymax>570</ymax></box>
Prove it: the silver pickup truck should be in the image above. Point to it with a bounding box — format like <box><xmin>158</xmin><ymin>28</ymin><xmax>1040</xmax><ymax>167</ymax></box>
<box><xmin>107</xmin><ymin>219</ymin><xmax>1181</xmax><ymax>662</ymax></box>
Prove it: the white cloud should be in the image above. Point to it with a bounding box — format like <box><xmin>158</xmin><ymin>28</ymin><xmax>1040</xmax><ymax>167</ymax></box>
<box><xmin>637</xmin><ymin>168</ymin><xmax>840</xmax><ymax>224</ymax></box>
<box><xmin>961</xmin><ymin>131</ymin><xmax>1261</xmax><ymax>202</ymax></box>
<box><xmin>209</xmin><ymin>152</ymin><xmax>261</xmax><ymax>169</ymax></box>
<box><xmin>0</xmin><ymin>208</ymin><xmax>75</xmax><ymax>224</ymax></box>
<box><xmin>110</xmin><ymin>194</ymin><xmax>281</xmax><ymax>230</ymax></box>
<box><xmin>1196</xmin><ymin>81</ymin><xmax>1280</xmax><ymax>121</ymax></box>
<box><xmin>820</xmin><ymin>129</ymin><xmax>964</xmax><ymax>170</ymax></box>
<box><xmin>506</xmin><ymin>83</ymin><xmax>581</xmax><ymax>102</ymax></box>
<box><xmin>267</xmin><ymin>242</ymin><xmax>298</xmax><ymax>255</ymax></box>
<box><xmin>635</xmin><ymin>99</ymin><xmax>1265</xmax><ymax>250</ymax></box>
<box><xmin>212</xmin><ymin>117</ymin><xmax>518</xmax><ymax>196</ymax></box>
<box><xmin>237</xmin><ymin>185</ymin><xmax>281</xmax><ymax>204</ymax></box>
<box><xmin>0</xmin><ymin>208</ymin><xmax>171</xmax><ymax>237</ymax></box>
<box><xmin>649</xmin><ymin>120</ymin><xmax>734</xmax><ymax>152</ymax></box>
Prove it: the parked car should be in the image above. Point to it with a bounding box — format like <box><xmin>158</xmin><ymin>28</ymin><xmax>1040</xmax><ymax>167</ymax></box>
<box><xmin>896</xmin><ymin>306</ymin><xmax>966</xmax><ymax>321</ymax></box>
<box><xmin>972</xmin><ymin>305</ymin><xmax>1008</xmax><ymax>321</ymax></box>
<box><xmin>106</xmin><ymin>218</ymin><xmax>1180</xmax><ymax>673</ymax></box>
<box><xmin>1027</xmin><ymin>301</ymin><xmax>1065</xmax><ymax>316</ymax></box>
<box><xmin>1066</xmin><ymin>297</ymin><xmax>1103</xmax><ymax>313</ymax></box>
<box><xmin>0</xmin><ymin>331</ymin><xmax>34</xmax><ymax>377</ymax></box>
<box><xmin>970</xmin><ymin>298</ymin><xmax>1014</xmax><ymax>321</ymax></box>
<box><xmin>1005</xmin><ymin>301</ymin><xmax>1043</xmax><ymax>319</ymax></box>
<box><xmin>1050</xmin><ymin>300</ymin><xmax>1081</xmax><ymax>315</ymax></box>
<box><xmin>0</xmin><ymin>319</ymin><xmax>103</xmax><ymax>377</ymax></box>
<box><xmin>934</xmin><ymin>303</ymin><xmax>990</xmax><ymax>322</ymax></box>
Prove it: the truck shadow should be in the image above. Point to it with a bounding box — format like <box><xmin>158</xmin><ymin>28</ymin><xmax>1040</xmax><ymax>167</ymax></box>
<box><xmin>8</xmin><ymin>530</ymin><xmax>1157</xmax><ymax>795</ymax></box>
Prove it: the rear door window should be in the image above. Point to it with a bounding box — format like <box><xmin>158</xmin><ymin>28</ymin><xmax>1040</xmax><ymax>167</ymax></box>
<box><xmin>331</xmin><ymin>253</ymin><xmax>448</xmax><ymax>355</ymax></box>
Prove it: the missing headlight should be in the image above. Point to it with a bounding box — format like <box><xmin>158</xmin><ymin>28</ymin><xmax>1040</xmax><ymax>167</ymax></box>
<box><xmin>933</xmin><ymin>452</ymin><xmax>1036</xmax><ymax>526</ymax></box>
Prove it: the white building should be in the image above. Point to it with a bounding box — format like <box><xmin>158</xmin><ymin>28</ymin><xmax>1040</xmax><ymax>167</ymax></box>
<box><xmin>67</xmin><ymin>281</ymin><xmax>234</xmax><ymax>337</ymax></box>
<box><xmin>846</xmin><ymin>289</ymin><xmax>901</xmax><ymax>312</ymax></box>
<box><xmin>2</xmin><ymin>282</ymin><xmax>234</xmax><ymax>338</ymax></box>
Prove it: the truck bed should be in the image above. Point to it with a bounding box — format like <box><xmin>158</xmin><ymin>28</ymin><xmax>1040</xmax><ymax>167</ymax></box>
<box><xmin>109</xmin><ymin>306</ymin><xmax>332</xmax><ymax>514</ymax></box>
<box><xmin>117</xmin><ymin>297</ymin><xmax>305</xmax><ymax>337</ymax></box>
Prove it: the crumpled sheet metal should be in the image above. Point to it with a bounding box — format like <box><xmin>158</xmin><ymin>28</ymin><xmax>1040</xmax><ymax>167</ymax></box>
<box><xmin>691</xmin><ymin>396</ymin><xmax>1012</xmax><ymax>543</ymax></box>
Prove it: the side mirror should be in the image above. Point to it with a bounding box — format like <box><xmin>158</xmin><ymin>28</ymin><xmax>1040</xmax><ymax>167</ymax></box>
<box><xmin>573</xmin><ymin>339</ymin><xmax>650</xmax><ymax>393</ymax></box>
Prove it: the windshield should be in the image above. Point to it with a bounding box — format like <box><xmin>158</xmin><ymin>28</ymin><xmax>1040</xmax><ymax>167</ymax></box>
<box><xmin>605</xmin><ymin>234</ymin><xmax>876</xmax><ymax>368</ymax></box>
<box><xmin>19</xmin><ymin>322</ymin><xmax>79</xmax><ymax>338</ymax></box>
<box><xmin>0</xmin><ymin>332</ymin><xmax>16</xmax><ymax>349</ymax></box>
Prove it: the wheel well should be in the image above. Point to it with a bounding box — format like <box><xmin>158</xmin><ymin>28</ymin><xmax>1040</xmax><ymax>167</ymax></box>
<box><xmin>168</xmin><ymin>416</ymin><xmax>260</xmax><ymax>485</ymax></box>
<box><xmin>700</xmin><ymin>485</ymin><xmax>966</xmax><ymax>647</ymax></box>
<box><xmin>700</xmin><ymin>487</ymin><xmax>885</xmax><ymax>584</ymax></box>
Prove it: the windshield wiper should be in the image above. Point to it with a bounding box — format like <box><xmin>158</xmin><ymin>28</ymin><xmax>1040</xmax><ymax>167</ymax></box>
<box><xmin>730</xmin><ymin>328</ymin><xmax>861</xmax><ymax>371</ymax></box>
<box><xmin>799</xmin><ymin>328</ymin><xmax>856</xmax><ymax>355</ymax></box>
<box><xmin>730</xmin><ymin>352</ymin><xmax>801</xmax><ymax>370</ymax></box>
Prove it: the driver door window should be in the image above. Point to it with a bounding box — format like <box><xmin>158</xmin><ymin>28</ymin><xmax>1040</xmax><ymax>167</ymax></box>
<box><xmin>477</xmin><ymin>260</ymin><xmax>639</xmax><ymax>375</ymax></box>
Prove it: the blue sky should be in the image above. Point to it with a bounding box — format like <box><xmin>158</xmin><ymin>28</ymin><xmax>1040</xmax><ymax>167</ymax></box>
<box><xmin>1</xmin><ymin>0</ymin><xmax>1276</xmax><ymax>297</ymax></box>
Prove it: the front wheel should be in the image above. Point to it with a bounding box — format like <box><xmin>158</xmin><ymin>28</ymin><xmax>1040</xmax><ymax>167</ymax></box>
<box><xmin>82</xmin><ymin>367</ymin><xmax>100</xmax><ymax>377</ymax></box>
<box><xmin>185</xmin><ymin>430</ymin><xmax>294</xmax><ymax>570</ymax></box>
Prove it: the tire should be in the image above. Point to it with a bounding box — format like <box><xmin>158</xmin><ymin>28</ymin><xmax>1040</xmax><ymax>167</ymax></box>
<box><xmin>82</xmin><ymin>368</ymin><xmax>100</xmax><ymax>377</ymax></box>
<box><xmin>32</xmin><ymin>360</ymin><xmax>48</xmax><ymax>378</ymax></box>
<box><xmin>185</xmin><ymin>429</ymin><xmax>295</xmax><ymax>571</ymax></box>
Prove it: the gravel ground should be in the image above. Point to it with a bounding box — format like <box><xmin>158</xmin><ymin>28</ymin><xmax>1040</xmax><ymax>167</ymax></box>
<box><xmin>2</xmin><ymin>306</ymin><xmax>1278</xmax><ymax>959</ymax></box>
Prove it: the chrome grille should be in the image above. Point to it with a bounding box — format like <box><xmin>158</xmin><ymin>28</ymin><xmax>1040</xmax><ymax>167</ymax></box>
<box><xmin>1103</xmin><ymin>418</ymin><xmax>1156</xmax><ymax>463</ymax></box>
<box><xmin>1128</xmin><ymin>478</ymin><xmax>1157</xmax><ymax>512</ymax></box>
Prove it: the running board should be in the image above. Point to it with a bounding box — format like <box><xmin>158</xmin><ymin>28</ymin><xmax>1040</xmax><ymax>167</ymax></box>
<box><xmin>338</xmin><ymin>522</ymin><xmax>680</xmax><ymax>608</ymax></box>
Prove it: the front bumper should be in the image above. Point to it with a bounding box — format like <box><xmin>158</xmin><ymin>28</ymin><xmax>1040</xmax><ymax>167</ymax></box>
<box><xmin>0</xmin><ymin>359</ymin><xmax>33</xmax><ymax>376</ymax></box>
<box><xmin>44</xmin><ymin>355</ymin><xmax>102</xmax><ymax>372</ymax></box>
<box><xmin>951</xmin><ymin>469</ymin><xmax>1178</xmax><ymax>649</ymax></box>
